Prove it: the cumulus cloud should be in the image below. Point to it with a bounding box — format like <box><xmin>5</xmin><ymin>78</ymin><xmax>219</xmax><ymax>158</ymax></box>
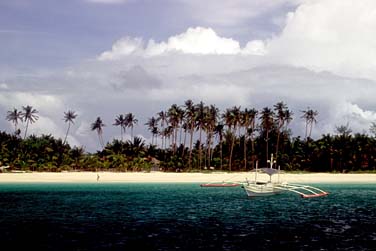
<box><xmin>160</xmin><ymin>27</ymin><xmax>240</xmax><ymax>55</ymax></box>
<box><xmin>266</xmin><ymin>0</ymin><xmax>376</xmax><ymax>80</ymax></box>
<box><xmin>98</xmin><ymin>37</ymin><xmax>144</xmax><ymax>60</ymax></box>
<box><xmin>2</xmin><ymin>0</ymin><xmax>376</xmax><ymax>152</ymax></box>
<box><xmin>98</xmin><ymin>27</ymin><xmax>264</xmax><ymax>59</ymax></box>
<box><xmin>243</xmin><ymin>40</ymin><xmax>267</xmax><ymax>55</ymax></box>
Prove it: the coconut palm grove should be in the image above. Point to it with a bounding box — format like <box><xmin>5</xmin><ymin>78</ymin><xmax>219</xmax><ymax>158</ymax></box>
<box><xmin>1</xmin><ymin>100</ymin><xmax>376</xmax><ymax>173</ymax></box>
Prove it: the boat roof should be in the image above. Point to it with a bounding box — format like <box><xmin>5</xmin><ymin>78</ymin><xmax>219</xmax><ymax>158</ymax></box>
<box><xmin>251</xmin><ymin>167</ymin><xmax>279</xmax><ymax>176</ymax></box>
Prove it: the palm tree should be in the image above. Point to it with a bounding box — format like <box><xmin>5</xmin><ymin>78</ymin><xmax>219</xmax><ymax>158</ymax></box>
<box><xmin>113</xmin><ymin>114</ymin><xmax>126</xmax><ymax>141</ymax></box>
<box><xmin>274</xmin><ymin>102</ymin><xmax>293</xmax><ymax>160</ymax></box>
<box><xmin>91</xmin><ymin>117</ymin><xmax>105</xmax><ymax>148</ymax></box>
<box><xmin>157</xmin><ymin>110</ymin><xmax>168</xmax><ymax>149</ymax></box>
<box><xmin>206</xmin><ymin>104</ymin><xmax>219</xmax><ymax>168</ymax></box>
<box><xmin>223</xmin><ymin>106</ymin><xmax>240</xmax><ymax>171</ymax></box>
<box><xmin>125</xmin><ymin>113</ymin><xmax>138</xmax><ymax>141</ymax></box>
<box><xmin>145</xmin><ymin>116</ymin><xmax>158</xmax><ymax>145</ymax></box>
<box><xmin>195</xmin><ymin>101</ymin><xmax>207</xmax><ymax>170</ymax></box>
<box><xmin>177</xmin><ymin>106</ymin><xmax>185</xmax><ymax>146</ymax></box>
<box><xmin>6</xmin><ymin>108</ymin><xmax>22</xmax><ymax>135</ymax></box>
<box><xmin>182</xmin><ymin>122</ymin><xmax>189</xmax><ymax>157</ymax></box>
<box><xmin>167</xmin><ymin>104</ymin><xmax>180</xmax><ymax>153</ymax></box>
<box><xmin>163</xmin><ymin>125</ymin><xmax>174</xmax><ymax>149</ymax></box>
<box><xmin>241</xmin><ymin>108</ymin><xmax>257</xmax><ymax>170</ymax></box>
<box><xmin>214</xmin><ymin>123</ymin><xmax>224</xmax><ymax>170</ymax></box>
<box><xmin>63</xmin><ymin>110</ymin><xmax>77</xmax><ymax>145</ymax></box>
<box><xmin>248</xmin><ymin>108</ymin><xmax>258</xmax><ymax>169</ymax></box>
<box><xmin>301</xmin><ymin>107</ymin><xmax>318</xmax><ymax>140</ymax></box>
<box><xmin>260</xmin><ymin>107</ymin><xmax>274</xmax><ymax>162</ymax></box>
<box><xmin>21</xmin><ymin>105</ymin><xmax>39</xmax><ymax>139</ymax></box>
<box><xmin>284</xmin><ymin>109</ymin><xmax>293</xmax><ymax>131</ymax></box>
<box><xmin>184</xmin><ymin>99</ymin><xmax>196</xmax><ymax>169</ymax></box>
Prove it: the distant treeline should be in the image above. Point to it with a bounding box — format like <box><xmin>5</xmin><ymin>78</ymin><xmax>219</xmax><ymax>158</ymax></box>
<box><xmin>2</xmin><ymin>101</ymin><xmax>376</xmax><ymax>172</ymax></box>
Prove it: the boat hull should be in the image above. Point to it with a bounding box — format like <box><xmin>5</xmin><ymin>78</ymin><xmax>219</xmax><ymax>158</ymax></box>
<box><xmin>243</xmin><ymin>182</ymin><xmax>283</xmax><ymax>197</ymax></box>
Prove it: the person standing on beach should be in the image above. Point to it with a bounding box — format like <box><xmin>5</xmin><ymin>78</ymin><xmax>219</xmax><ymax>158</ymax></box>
<box><xmin>97</xmin><ymin>174</ymin><xmax>100</xmax><ymax>182</ymax></box>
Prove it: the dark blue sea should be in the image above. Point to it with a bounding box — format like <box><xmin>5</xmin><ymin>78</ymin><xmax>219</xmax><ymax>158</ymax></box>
<box><xmin>0</xmin><ymin>183</ymin><xmax>375</xmax><ymax>251</ymax></box>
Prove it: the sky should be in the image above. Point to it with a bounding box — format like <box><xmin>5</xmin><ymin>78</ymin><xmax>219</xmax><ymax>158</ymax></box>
<box><xmin>1</xmin><ymin>0</ymin><xmax>376</xmax><ymax>152</ymax></box>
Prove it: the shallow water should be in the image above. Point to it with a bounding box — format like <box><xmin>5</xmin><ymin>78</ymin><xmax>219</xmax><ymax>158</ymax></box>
<box><xmin>0</xmin><ymin>183</ymin><xmax>375</xmax><ymax>250</ymax></box>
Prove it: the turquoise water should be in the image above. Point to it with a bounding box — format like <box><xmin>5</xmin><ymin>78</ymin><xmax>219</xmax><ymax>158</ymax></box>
<box><xmin>0</xmin><ymin>183</ymin><xmax>375</xmax><ymax>250</ymax></box>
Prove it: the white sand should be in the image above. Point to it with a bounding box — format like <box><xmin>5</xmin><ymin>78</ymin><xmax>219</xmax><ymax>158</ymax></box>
<box><xmin>0</xmin><ymin>171</ymin><xmax>376</xmax><ymax>184</ymax></box>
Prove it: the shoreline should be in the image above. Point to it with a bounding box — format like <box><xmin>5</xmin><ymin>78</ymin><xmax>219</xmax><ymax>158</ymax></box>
<box><xmin>1</xmin><ymin>171</ymin><xmax>376</xmax><ymax>184</ymax></box>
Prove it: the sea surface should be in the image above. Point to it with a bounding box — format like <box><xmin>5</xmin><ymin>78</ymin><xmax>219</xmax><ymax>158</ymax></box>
<box><xmin>0</xmin><ymin>183</ymin><xmax>375</xmax><ymax>251</ymax></box>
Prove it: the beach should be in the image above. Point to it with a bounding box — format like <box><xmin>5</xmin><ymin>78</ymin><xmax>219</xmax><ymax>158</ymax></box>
<box><xmin>0</xmin><ymin>171</ymin><xmax>376</xmax><ymax>183</ymax></box>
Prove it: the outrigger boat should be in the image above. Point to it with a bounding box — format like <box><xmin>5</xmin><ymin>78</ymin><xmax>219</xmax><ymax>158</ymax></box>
<box><xmin>201</xmin><ymin>154</ymin><xmax>328</xmax><ymax>198</ymax></box>
<box><xmin>200</xmin><ymin>182</ymin><xmax>240</xmax><ymax>187</ymax></box>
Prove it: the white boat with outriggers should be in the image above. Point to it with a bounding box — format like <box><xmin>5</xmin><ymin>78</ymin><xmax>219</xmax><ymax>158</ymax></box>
<box><xmin>201</xmin><ymin>154</ymin><xmax>328</xmax><ymax>198</ymax></box>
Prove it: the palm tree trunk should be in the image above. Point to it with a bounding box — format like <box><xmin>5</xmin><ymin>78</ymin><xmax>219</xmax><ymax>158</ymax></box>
<box><xmin>24</xmin><ymin>120</ymin><xmax>29</xmax><ymax>139</ymax></box>
<box><xmin>229</xmin><ymin>134</ymin><xmax>235</xmax><ymax>172</ymax></box>
<box><xmin>98</xmin><ymin>133</ymin><xmax>103</xmax><ymax>149</ymax></box>
<box><xmin>182</xmin><ymin>129</ymin><xmax>187</xmax><ymax>158</ymax></box>
<box><xmin>199</xmin><ymin>127</ymin><xmax>202</xmax><ymax>170</ymax></box>
<box><xmin>188</xmin><ymin>123</ymin><xmax>194</xmax><ymax>170</ymax></box>
<box><xmin>251</xmin><ymin>137</ymin><xmax>255</xmax><ymax>169</ymax></box>
<box><xmin>174</xmin><ymin>127</ymin><xmax>178</xmax><ymax>154</ymax></box>
<box><xmin>179</xmin><ymin>126</ymin><xmax>183</xmax><ymax>145</ymax></box>
<box><xmin>266</xmin><ymin>129</ymin><xmax>269</xmax><ymax>162</ymax></box>
<box><xmin>229</xmin><ymin>127</ymin><xmax>236</xmax><ymax>171</ymax></box>
<box><xmin>63</xmin><ymin>122</ymin><xmax>71</xmax><ymax>145</ymax></box>
<box><xmin>309</xmin><ymin>122</ymin><xmax>313</xmax><ymax>138</ymax></box>
<box><xmin>220</xmin><ymin>138</ymin><xmax>223</xmax><ymax>170</ymax></box>
<box><xmin>244</xmin><ymin>134</ymin><xmax>247</xmax><ymax>170</ymax></box>
<box><xmin>207</xmin><ymin>130</ymin><xmax>212</xmax><ymax>168</ymax></box>
<box><xmin>276</xmin><ymin>130</ymin><xmax>280</xmax><ymax>159</ymax></box>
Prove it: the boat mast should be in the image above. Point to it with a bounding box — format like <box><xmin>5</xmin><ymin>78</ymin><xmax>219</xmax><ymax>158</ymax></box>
<box><xmin>267</xmin><ymin>154</ymin><xmax>276</xmax><ymax>183</ymax></box>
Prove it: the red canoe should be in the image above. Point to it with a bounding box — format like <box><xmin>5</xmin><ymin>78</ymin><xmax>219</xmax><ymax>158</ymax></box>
<box><xmin>301</xmin><ymin>192</ymin><xmax>329</xmax><ymax>198</ymax></box>
<box><xmin>200</xmin><ymin>183</ymin><xmax>240</xmax><ymax>187</ymax></box>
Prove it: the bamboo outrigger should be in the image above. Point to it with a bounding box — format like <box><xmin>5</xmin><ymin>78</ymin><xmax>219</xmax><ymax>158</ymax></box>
<box><xmin>201</xmin><ymin>154</ymin><xmax>329</xmax><ymax>198</ymax></box>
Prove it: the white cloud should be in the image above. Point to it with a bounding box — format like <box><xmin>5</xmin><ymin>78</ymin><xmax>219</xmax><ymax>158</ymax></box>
<box><xmin>321</xmin><ymin>102</ymin><xmax>376</xmax><ymax>136</ymax></box>
<box><xmin>3</xmin><ymin>0</ymin><xmax>376</xmax><ymax>152</ymax></box>
<box><xmin>266</xmin><ymin>0</ymin><xmax>376</xmax><ymax>80</ymax></box>
<box><xmin>161</xmin><ymin>27</ymin><xmax>240</xmax><ymax>55</ymax></box>
<box><xmin>0</xmin><ymin>83</ymin><xmax>8</xmax><ymax>89</ymax></box>
<box><xmin>98</xmin><ymin>27</ymin><xmax>269</xmax><ymax>60</ymax></box>
<box><xmin>0</xmin><ymin>92</ymin><xmax>64</xmax><ymax>115</ymax></box>
<box><xmin>342</xmin><ymin>103</ymin><xmax>376</xmax><ymax>125</ymax></box>
<box><xmin>242</xmin><ymin>40</ymin><xmax>267</xmax><ymax>55</ymax></box>
<box><xmin>0</xmin><ymin>91</ymin><xmax>81</xmax><ymax>146</ymax></box>
<box><xmin>98</xmin><ymin>37</ymin><xmax>144</xmax><ymax>60</ymax></box>
<box><xmin>99</xmin><ymin>27</ymin><xmax>242</xmax><ymax>58</ymax></box>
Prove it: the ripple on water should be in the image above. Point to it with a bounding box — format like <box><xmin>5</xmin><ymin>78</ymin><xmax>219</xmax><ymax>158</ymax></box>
<box><xmin>0</xmin><ymin>183</ymin><xmax>375</xmax><ymax>250</ymax></box>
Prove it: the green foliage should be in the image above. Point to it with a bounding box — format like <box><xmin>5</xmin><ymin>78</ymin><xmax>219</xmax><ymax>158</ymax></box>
<box><xmin>2</xmin><ymin>100</ymin><xmax>376</xmax><ymax>173</ymax></box>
